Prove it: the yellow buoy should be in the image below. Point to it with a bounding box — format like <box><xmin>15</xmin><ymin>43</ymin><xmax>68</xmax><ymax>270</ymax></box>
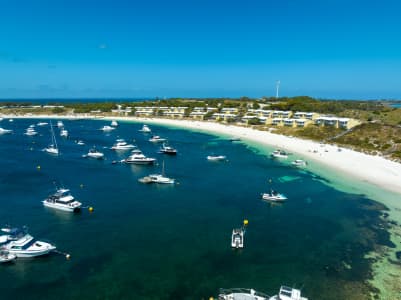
<box><xmin>37</xmin><ymin>165</ymin><xmax>41</xmax><ymax>170</ymax></box>
<box><xmin>88</xmin><ymin>207</ymin><xmax>94</xmax><ymax>213</ymax></box>
<box><xmin>209</xmin><ymin>297</ymin><xmax>214</xmax><ymax>300</ymax></box>
<box><xmin>243</xmin><ymin>219</ymin><xmax>249</xmax><ymax>226</ymax></box>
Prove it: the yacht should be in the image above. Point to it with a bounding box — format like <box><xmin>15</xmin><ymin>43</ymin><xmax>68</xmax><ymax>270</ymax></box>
<box><xmin>218</xmin><ymin>286</ymin><xmax>308</xmax><ymax>300</ymax></box>
<box><xmin>0</xmin><ymin>249</ymin><xmax>16</xmax><ymax>263</ymax></box>
<box><xmin>101</xmin><ymin>125</ymin><xmax>115</xmax><ymax>132</ymax></box>
<box><xmin>159</xmin><ymin>143</ymin><xmax>177</xmax><ymax>155</ymax></box>
<box><xmin>111</xmin><ymin>120</ymin><xmax>118</xmax><ymax>127</ymax></box>
<box><xmin>37</xmin><ymin>122</ymin><xmax>48</xmax><ymax>126</ymax></box>
<box><xmin>60</xmin><ymin>129</ymin><xmax>68</xmax><ymax>137</ymax></box>
<box><xmin>85</xmin><ymin>148</ymin><xmax>104</xmax><ymax>159</ymax></box>
<box><xmin>111</xmin><ymin>139</ymin><xmax>136</xmax><ymax>150</ymax></box>
<box><xmin>76</xmin><ymin>140</ymin><xmax>85</xmax><ymax>145</ymax></box>
<box><xmin>231</xmin><ymin>228</ymin><xmax>244</xmax><ymax>249</ymax></box>
<box><xmin>57</xmin><ymin>120</ymin><xmax>64</xmax><ymax>128</ymax></box>
<box><xmin>1</xmin><ymin>227</ymin><xmax>56</xmax><ymax>258</ymax></box>
<box><xmin>207</xmin><ymin>155</ymin><xmax>227</xmax><ymax>161</ymax></box>
<box><xmin>149</xmin><ymin>135</ymin><xmax>167</xmax><ymax>143</ymax></box>
<box><xmin>124</xmin><ymin>149</ymin><xmax>156</xmax><ymax>165</ymax></box>
<box><xmin>291</xmin><ymin>159</ymin><xmax>307</xmax><ymax>167</ymax></box>
<box><xmin>24</xmin><ymin>127</ymin><xmax>38</xmax><ymax>136</ymax></box>
<box><xmin>139</xmin><ymin>124</ymin><xmax>151</xmax><ymax>133</ymax></box>
<box><xmin>261</xmin><ymin>190</ymin><xmax>288</xmax><ymax>202</ymax></box>
<box><xmin>0</xmin><ymin>127</ymin><xmax>13</xmax><ymax>134</ymax></box>
<box><xmin>271</xmin><ymin>150</ymin><xmax>288</xmax><ymax>159</ymax></box>
<box><xmin>43</xmin><ymin>188</ymin><xmax>82</xmax><ymax>212</ymax></box>
<box><xmin>43</xmin><ymin>121</ymin><xmax>59</xmax><ymax>155</ymax></box>
<box><xmin>229</xmin><ymin>136</ymin><xmax>241</xmax><ymax>142</ymax></box>
<box><xmin>141</xmin><ymin>161</ymin><xmax>174</xmax><ymax>184</ymax></box>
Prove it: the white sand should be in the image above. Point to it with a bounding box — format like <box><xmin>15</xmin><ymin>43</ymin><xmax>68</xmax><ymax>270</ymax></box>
<box><xmin>4</xmin><ymin>114</ymin><xmax>401</xmax><ymax>195</ymax></box>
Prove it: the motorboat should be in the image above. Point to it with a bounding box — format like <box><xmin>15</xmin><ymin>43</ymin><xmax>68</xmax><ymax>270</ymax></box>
<box><xmin>24</xmin><ymin>127</ymin><xmax>38</xmax><ymax>136</ymax></box>
<box><xmin>291</xmin><ymin>159</ymin><xmax>307</xmax><ymax>167</ymax></box>
<box><xmin>139</xmin><ymin>124</ymin><xmax>151</xmax><ymax>133</ymax></box>
<box><xmin>207</xmin><ymin>155</ymin><xmax>227</xmax><ymax>161</ymax></box>
<box><xmin>85</xmin><ymin>148</ymin><xmax>104</xmax><ymax>159</ymax></box>
<box><xmin>9</xmin><ymin>119</ymin><xmax>13</xmax><ymax>122</ymax></box>
<box><xmin>60</xmin><ymin>129</ymin><xmax>68</xmax><ymax>137</ymax></box>
<box><xmin>43</xmin><ymin>188</ymin><xmax>82</xmax><ymax>212</ymax></box>
<box><xmin>0</xmin><ymin>249</ymin><xmax>16</xmax><ymax>263</ymax></box>
<box><xmin>218</xmin><ymin>286</ymin><xmax>308</xmax><ymax>300</ymax></box>
<box><xmin>0</xmin><ymin>127</ymin><xmax>13</xmax><ymax>134</ymax></box>
<box><xmin>43</xmin><ymin>121</ymin><xmax>59</xmax><ymax>155</ymax></box>
<box><xmin>271</xmin><ymin>149</ymin><xmax>288</xmax><ymax>159</ymax></box>
<box><xmin>229</xmin><ymin>136</ymin><xmax>241</xmax><ymax>142</ymax></box>
<box><xmin>37</xmin><ymin>122</ymin><xmax>48</xmax><ymax>126</ymax></box>
<box><xmin>124</xmin><ymin>149</ymin><xmax>156</xmax><ymax>165</ymax></box>
<box><xmin>76</xmin><ymin>140</ymin><xmax>85</xmax><ymax>145</ymax></box>
<box><xmin>1</xmin><ymin>227</ymin><xmax>56</xmax><ymax>258</ymax></box>
<box><xmin>111</xmin><ymin>120</ymin><xmax>118</xmax><ymax>127</ymax></box>
<box><xmin>159</xmin><ymin>143</ymin><xmax>177</xmax><ymax>155</ymax></box>
<box><xmin>231</xmin><ymin>228</ymin><xmax>244</xmax><ymax>249</ymax></box>
<box><xmin>219</xmin><ymin>288</ymin><xmax>269</xmax><ymax>300</ymax></box>
<box><xmin>111</xmin><ymin>139</ymin><xmax>136</xmax><ymax>150</ymax></box>
<box><xmin>261</xmin><ymin>190</ymin><xmax>288</xmax><ymax>202</ymax></box>
<box><xmin>101</xmin><ymin>125</ymin><xmax>115</xmax><ymax>132</ymax></box>
<box><xmin>149</xmin><ymin>135</ymin><xmax>166</xmax><ymax>143</ymax></box>
<box><xmin>57</xmin><ymin>120</ymin><xmax>64</xmax><ymax>128</ymax></box>
<box><xmin>269</xmin><ymin>286</ymin><xmax>308</xmax><ymax>300</ymax></box>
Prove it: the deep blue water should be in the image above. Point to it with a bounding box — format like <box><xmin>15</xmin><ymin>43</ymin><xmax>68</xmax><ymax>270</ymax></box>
<box><xmin>0</xmin><ymin>119</ymin><xmax>391</xmax><ymax>299</ymax></box>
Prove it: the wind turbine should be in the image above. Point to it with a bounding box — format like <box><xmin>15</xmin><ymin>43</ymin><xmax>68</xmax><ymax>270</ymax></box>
<box><xmin>275</xmin><ymin>80</ymin><xmax>280</xmax><ymax>99</ymax></box>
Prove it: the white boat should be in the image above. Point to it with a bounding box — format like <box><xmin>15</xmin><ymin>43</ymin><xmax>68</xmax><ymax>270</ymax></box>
<box><xmin>219</xmin><ymin>286</ymin><xmax>308</xmax><ymax>300</ymax></box>
<box><xmin>261</xmin><ymin>190</ymin><xmax>288</xmax><ymax>202</ymax></box>
<box><xmin>37</xmin><ymin>122</ymin><xmax>48</xmax><ymax>126</ymax></box>
<box><xmin>9</xmin><ymin>119</ymin><xmax>13</xmax><ymax>122</ymax></box>
<box><xmin>291</xmin><ymin>159</ymin><xmax>307</xmax><ymax>167</ymax></box>
<box><xmin>231</xmin><ymin>228</ymin><xmax>244</xmax><ymax>249</ymax></box>
<box><xmin>143</xmin><ymin>161</ymin><xmax>174</xmax><ymax>184</ymax></box>
<box><xmin>0</xmin><ymin>249</ymin><xmax>16</xmax><ymax>263</ymax></box>
<box><xmin>101</xmin><ymin>125</ymin><xmax>115</xmax><ymax>132</ymax></box>
<box><xmin>60</xmin><ymin>129</ymin><xmax>68</xmax><ymax>137</ymax></box>
<box><xmin>85</xmin><ymin>148</ymin><xmax>104</xmax><ymax>159</ymax></box>
<box><xmin>57</xmin><ymin>121</ymin><xmax>64</xmax><ymax>128</ymax></box>
<box><xmin>111</xmin><ymin>139</ymin><xmax>136</xmax><ymax>150</ymax></box>
<box><xmin>149</xmin><ymin>135</ymin><xmax>167</xmax><ymax>143</ymax></box>
<box><xmin>125</xmin><ymin>149</ymin><xmax>156</xmax><ymax>165</ymax></box>
<box><xmin>159</xmin><ymin>143</ymin><xmax>177</xmax><ymax>155</ymax></box>
<box><xmin>229</xmin><ymin>136</ymin><xmax>241</xmax><ymax>142</ymax></box>
<box><xmin>207</xmin><ymin>155</ymin><xmax>227</xmax><ymax>161</ymax></box>
<box><xmin>139</xmin><ymin>124</ymin><xmax>151</xmax><ymax>133</ymax></box>
<box><xmin>2</xmin><ymin>227</ymin><xmax>56</xmax><ymax>258</ymax></box>
<box><xmin>111</xmin><ymin>120</ymin><xmax>118</xmax><ymax>127</ymax></box>
<box><xmin>24</xmin><ymin>127</ymin><xmax>38</xmax><ymax>136</ymax></box>
<box><xmin>76</xmin><ymin>140</ymin><xmax>85</xmax><ymax>145</ymax></box>
<box><xmin>44</xmin><ymin>121</ymin><xmax>59</xmax><ymax>155</ymax></box>
<box><xmin>43</xmin><ymin>188</ymin><xmax>82</xmax><ymax>212</ymax></box>
<box><xmin>0</xmin><ymin>127</ymin><xmax>13</xmax><ymax>134</ymax></box>
<box><xmin>271</xmin><ymin>149</ymin><xmax>288</xmax><ymax>159</ymax></box>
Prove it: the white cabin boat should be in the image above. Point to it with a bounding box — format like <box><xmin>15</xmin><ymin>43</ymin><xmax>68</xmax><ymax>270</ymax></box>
<box><xmin>111</xmin><ymin>120</ymin><xmax>118</xmax><ymax>127</ymax></box>
<box><xmin>261</xmin><ymin>190</ymin><xmax>288</xmax><ymax>202</ymax></box>
<box><xmin>111</xmin><ymin>139</ymin><xmax>136</xmax><ymax>150</ymax></box>
<box><xmin>149</xmin><ymin>135</ymin><xmax>167</xmax><ymax>143</ymax></box>
<box><xmin>159</xmin><ymin>143</ymin><xmax>177</xmax><ymax>155</ymax></box>
<box><xmin>1</xmin><ymin>227</ymin><xmax>56</xmax><ymax>258</ymax></box>
<box><xmin>76</xmin><ymin>140</ymin><xmax>85</xmax><ymax>145</ymax></box>
<box><xmin>37</xmin><ymin>122</ymin><xmax>48</xmax><ymax>126</ymax></box>
<box><xmin>125</xmin><ymin>150</ymin><xmax>156</xmax><ymax>165</ymax></box>
<box><xmin>60</xmin><ymin>129</ymin><xmax>68</xmax><ymax>137</ymax></box>
<box><xmin>101</xmin><ymin>125</ymin><xmax>115</xmax><ymax>132</ymax></box>
<box><xmin>269</xmin><ymin>286</ymin><xmax>308</xmax><ymax>300</ymax></box>
<box><xmin>43</xmin><ymin>188</ymin><xmax>82</xmax><ymax>212</ymax></box>
<box><xmin>139</xmin><ymin>124</ymin><xmax>151</xmax><ymax>133</ymax></box>
<box><xmin>24</xmin><ymin>127</ymin><xmax>38</xmax><ymax>136</ymax></box>
<box><xmin>291</xmin><ymin>159</ymin><xmax>307</xmax><ymax>167</ymax></box>
<box><xmin>0</xmin><ymin>127</ymin><xmax>13</xmax><ymax>134</ymax></box>
<box><xmin>57</xmin><ymin>121</ymin><xmax>64</xmax><ymax>128</ymax></box>
<box><xmin>271</xmin><ymin>150</ymin><xmax>288</xmax><ymax>159</ymax></box>
<box><xmin>207</xmin><ymin>155</ymin><xmax>227</xmax><ymax>161</ymax></box>
<box><xmin>219</xmin><ymin>286</ymin><xmax>308</xmax><ymax>300</ymax></box>
<box><xmin>231</xmin><ymin>228</ymin><xmax>244</xmax><ymax>249</ymax></box>
<box><xmin>85</xmin><ymin>148</ymin><xmax>104</xmax><ymax>159</ymax></box>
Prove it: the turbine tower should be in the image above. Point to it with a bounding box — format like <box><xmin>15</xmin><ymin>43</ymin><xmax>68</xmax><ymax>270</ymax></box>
<box><xmin>275</xmin><ymin>80</ymin><xmax>280</xmax><ymax>99</ymax></box>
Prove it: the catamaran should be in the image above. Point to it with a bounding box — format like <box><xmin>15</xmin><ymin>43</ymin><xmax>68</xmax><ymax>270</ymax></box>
<box><xmin>44</xmin><ymin>121</ymin><xmax>59</xmax><ymax>155</ymax></box>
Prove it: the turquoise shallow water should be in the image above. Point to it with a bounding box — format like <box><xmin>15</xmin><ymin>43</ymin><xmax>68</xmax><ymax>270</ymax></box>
<box><xmin>0</xmin><ymin>119</ymin><xmax>393</xmax><ymax>299</ymax></box>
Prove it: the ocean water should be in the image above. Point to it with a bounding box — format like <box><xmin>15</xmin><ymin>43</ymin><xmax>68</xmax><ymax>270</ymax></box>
<box><xmin>0</xmin><ymin>119</ymin><xmax>392</xmax><ymax>300</ymax></box>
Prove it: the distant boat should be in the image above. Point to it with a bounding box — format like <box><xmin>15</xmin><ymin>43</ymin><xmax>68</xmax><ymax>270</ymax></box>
<box><xmin>0</xmin><ymin>127</ymin><xmax>13</xmax><ymax>134</ymax></box>
<box><xmin>57</xmin><ymin>120</ymin><xmax>64</xmax><ymax>128</ymax></box>
<box><xmin>218</xmin><ymin>285</ymin><xmax>308</xmax><ymax>300</ymax></box>
<box><xmin>207</xmin><ymin>155</ymin><xmax>226</xmax><ymax>161</ymax></box>
<box><xmin>149</xmin><ymin>135</ymin><xmax>167</xmax><ymax>143</ymax></box>
<box><xmin>60</xmin><ymin>129</ymin><xmax>68</xmax><ymax>137</ymax></box>
<box><xmin>43</xmin><ymin>121</ymin><xmax>59</xmax><ymax>155</ymax></box>
<box><xmin>261</xmin><ymin>190</ymin><xmax>287</xmax><ymax>202</ymax></box>
<box><xmin>43</xmin><ymin>187</ymin><xmax>82</xmax><ymax>212</ymax></box>
<box><xmin>111</xmin><ymin>139</ymin><xmax>136</xmax><ymax>150</ymax></box>
<box><xmin>76</xmin><ymin>140</ymin><xmax>85</xmax><ymax>146</ymax></box>
<box><xmin>140</xmin><ymin>161</ymin><xmax>175</xmax><ymax>184</ymax></box>
<box><xmin>124</xmin><ymin>149</ymin><xmax>156</xmax><ymax>165</ymax></box>
<box><xmin>139</xmin><ymin>124</ymin><xmax>151</xmax><ymax>133</ymax></box>
<box><xmin>24</xmin><ymin>127</ymin><xmax>38</xmax><ymax>136</ymax></box>
<box><xmin>84</xmin><ymin>148</ymin><xmax>104</xmax><ymax>159</ymax></box>
<box><xmin>101</xmin><ymin>125</ymin><xmax>115</xmax><ymax>132</ymax></box>
<box><xmin>229</xmin><ymin>137</ymin><xmax>241</xmax><ymax>142</ymax></box>
<box><xmin>37</xmin><ymin>122</ymin><xmax>48</xmax><ymax>126</ymax></box>
<box><xmin>271</xmin><ymin>149</ymin><xmax>288</xmax><ymax>159</ymax></box>
<box><xmin>111</xmin><ymin>120</ymin><xmax>118</xmax><ymax>127</ymax></box>
<box><xmin>231</xmin><ymin>228</ymin><xmax>244</xmax><ymax>249</ymax></box>
<box><xmin>159</xmin><ymin>143</ymin><xmax>177</xmax><ymax>155</ymax></box>
<box><xmin>291</xmin><ymin>159</ymin><xmax>307</xmax><ymax>167</ymax></box>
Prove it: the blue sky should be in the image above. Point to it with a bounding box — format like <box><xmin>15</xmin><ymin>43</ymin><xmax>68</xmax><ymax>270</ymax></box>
<box><xmin>1</xmin><ymin>0</ymin><xmax>401</xmax><ymax>99</ymax></box>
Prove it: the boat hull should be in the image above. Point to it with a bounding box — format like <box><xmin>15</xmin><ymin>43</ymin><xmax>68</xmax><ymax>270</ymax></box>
<box><xmin>43</xmin><ymin>201</ymin><xmax>81</xmax><ymax>212</ymax></box>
